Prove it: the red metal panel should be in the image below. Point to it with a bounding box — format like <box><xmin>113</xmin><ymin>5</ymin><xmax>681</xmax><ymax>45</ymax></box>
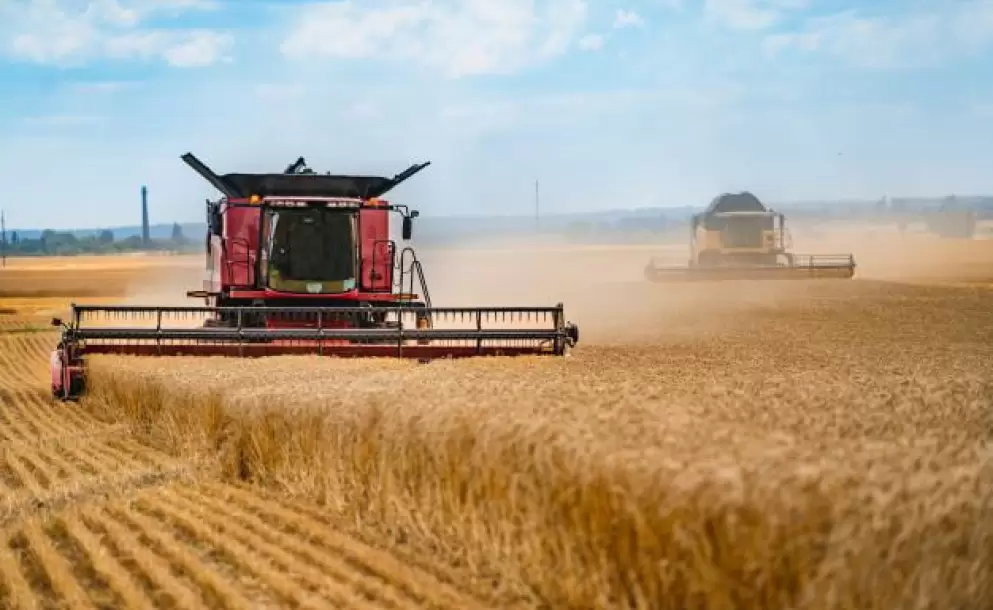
<box><xmin>359</xmin><ymin>208</ymin><xmax>393</xmax><ymax>292</ymax></box>
<box><xmin>80</xmin><ymin>343</ymin><xmax>551</xmax><ymax>358</ymax></box>
<box><xmin>222</xmin><ymin>205</ymin><xmax>260</xmax><ymax>288</ymax></box>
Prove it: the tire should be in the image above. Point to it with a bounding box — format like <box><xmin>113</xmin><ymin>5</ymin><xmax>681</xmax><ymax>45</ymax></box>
<box><xmin>68</xmin><ymin>373</ymin><xmax>85</xmax><ymax>400</ymax></box>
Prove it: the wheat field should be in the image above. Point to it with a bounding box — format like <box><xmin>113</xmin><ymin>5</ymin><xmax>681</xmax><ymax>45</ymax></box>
<box><xmin>1</xmin><ymin>228</ymin><xmax>992</xmax><ymax>608</ymax></box>
<box><xmin>0</xmin><ymin>257</ymin><xmax>521</xmax><ymax>609</ymax></box>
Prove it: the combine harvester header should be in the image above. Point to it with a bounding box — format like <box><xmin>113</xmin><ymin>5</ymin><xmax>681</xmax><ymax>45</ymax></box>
<box><xmin>50</xmin><ymin>153</ymin><xmax>579</xmax><ymax>400</ymax></box>
<box><xmin>644</xmin><ymin>192</ymin><xmax>856</xmax><ymax>282</ymax></box>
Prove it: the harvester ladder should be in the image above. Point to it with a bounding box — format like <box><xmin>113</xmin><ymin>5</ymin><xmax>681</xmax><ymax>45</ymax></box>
<box><xmin>397</xmin><ymin>247</ymin><xmax>432</xmax><ymax>308</ymax></box>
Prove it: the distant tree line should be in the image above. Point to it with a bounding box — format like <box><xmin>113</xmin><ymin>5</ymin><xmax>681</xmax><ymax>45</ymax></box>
<box><xmin>1</xmin><ymin>223</ymin><xmax>199</xmax><ymax>257</ymax></box>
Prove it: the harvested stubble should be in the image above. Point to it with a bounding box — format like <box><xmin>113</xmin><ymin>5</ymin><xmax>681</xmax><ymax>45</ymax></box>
<box><xmin>0</xmin><ymin>317</ymin><xmax>499</xmax><ymax>608</ymax></box>
<box><xmin>84</xmin><ymin>281</ymin><xmax>993</xmax><ymax>610</ymax></box>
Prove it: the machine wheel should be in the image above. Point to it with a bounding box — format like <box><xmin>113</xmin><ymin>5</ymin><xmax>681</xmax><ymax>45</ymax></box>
<box><xmin>565</xmin><ymin>323</ymin><xmax>579</xmax><ymax>346</ymax></box>
<box><xmin>51</xmin><ymin>364</ymin><xmax>84</xmax><ymax>402</ymax></box>
<box><xmin>67</xmin><ymin>373</ymin><xmax>85</xmax><ymax>402</ymax></box>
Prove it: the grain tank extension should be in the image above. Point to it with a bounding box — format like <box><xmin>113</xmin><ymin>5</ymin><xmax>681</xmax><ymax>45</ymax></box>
<box><xmin>50</xmin><ymin>153</ymin><xmax>579</xmax><ymax>401</ymax></box>
<box><xmin>644</xmin><ymin>192</ymin><xmax>856</xmax><ymax>282</ymax></box>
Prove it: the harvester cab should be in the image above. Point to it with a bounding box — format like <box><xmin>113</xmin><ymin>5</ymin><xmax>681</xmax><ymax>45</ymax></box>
<box><xmin>644</xmin><ymin>192</ymin><xmax>856</xmax><ymax>282</ymax></box>
<box><xmin>49</xmin><ymin>153</ymin><xmax>579</xmax><ymax>401</ymax></box>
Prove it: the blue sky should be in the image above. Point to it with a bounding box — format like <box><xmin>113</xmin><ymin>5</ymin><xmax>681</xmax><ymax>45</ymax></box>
<box><xmin>1</xmin><ymin>0</ymin><xmax>991</xmax><ymax>230</ymax></box>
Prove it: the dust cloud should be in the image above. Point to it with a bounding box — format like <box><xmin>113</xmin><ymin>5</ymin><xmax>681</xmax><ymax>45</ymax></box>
<box><xmin>115</xmin><ymin>222</ymin><xmax>992</xmax><ymax>343</ymax></box>
<box><xmin>113</xmin><ymin>255</ymin><xmax>205</xmax><ymax>329</ymax></box>
<box><xmin>415</xmin><ymin>222</ymin><xmax>993</xmax><ymax>344</ymax></box>
<box><xmin>120</xmin><ymin>257</ymin><xmax>204</xmax><ymax>309</ymax></box>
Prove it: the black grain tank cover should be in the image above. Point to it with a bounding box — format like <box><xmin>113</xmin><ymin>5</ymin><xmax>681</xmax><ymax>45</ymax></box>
<box><xmin>181</xmin><ymin>152</ymin><xmax>430</xmax><ymax>200</ymax></box>
<box><xmin>700</xmin><ymin>192</ymin><xmax>771</xmax><ymax>231</ymax></box>
<box><xmin>703</xmin><ymin>192</ymin><xmax>768</xmax><ymax>216</ymax></box>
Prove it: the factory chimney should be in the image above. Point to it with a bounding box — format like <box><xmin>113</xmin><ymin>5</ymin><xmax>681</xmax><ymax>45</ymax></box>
<box><xmin>141</xmin><ymin>185</ymin><xmax>149</xmax><ymax>246</ymax></box>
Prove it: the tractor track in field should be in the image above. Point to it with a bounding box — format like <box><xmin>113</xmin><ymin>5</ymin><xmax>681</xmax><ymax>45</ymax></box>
<box><xmin>0</xmin><ymin>482</ymin><xmax>496</xmax><ymax>609</ymax></box>
<box><xmin>0</xmin><ymin>324</ymin><xmax>501</xmax><ymax>608</ymax></box>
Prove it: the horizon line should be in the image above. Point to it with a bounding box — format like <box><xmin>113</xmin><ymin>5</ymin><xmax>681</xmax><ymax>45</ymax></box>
<box><xmin>3</xmin><ymin>194</ymin><xmax>990</xmax><ymax>234</ymax></box>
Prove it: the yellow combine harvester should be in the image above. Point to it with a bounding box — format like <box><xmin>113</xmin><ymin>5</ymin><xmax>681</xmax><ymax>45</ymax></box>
<box><xmin>644</xmin><ymin>192</ymin><xmax>856</xmax><ymax>282</ymax></box>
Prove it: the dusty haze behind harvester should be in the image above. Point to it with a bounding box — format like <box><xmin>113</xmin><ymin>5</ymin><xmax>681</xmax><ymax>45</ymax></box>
<box><xmin>644</xmin><ymin>192</ymin><xmax>857</xmax><ymax>282</ymax></box>
<box><xmin>49</xmin><ymin>153</ymin><xmax>579</xmax><ymax>401</ymax></box>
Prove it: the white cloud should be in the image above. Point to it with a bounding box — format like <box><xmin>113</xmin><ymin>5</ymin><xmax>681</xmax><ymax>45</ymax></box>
<box><xmin>764</xmin><ymin>3</ymin><xmax>993</xmax><ymax>68</ymax></box>
<box><xmin>704</xmin><ymin>0</ymin><xmax>807</xmax><ymax>31</ymax></box>
<box><xmin>578</xmin><ymin>34</ymin><xmax>604</xmax><ymax>51</ymax></box>
<box><xmin>280</xmin><ymin>0</ymin><xmax>589</xmax><ymax>78</ymax></box>
<box><xmin>161</xmin><ymin>30</ymin><xmax>233</xmax><ymax>66</ymax></box>
<box><xmin>576</xmin><ymin>8</ymin><xmax>642</xmax><ymax>53</ymax></box>
<box><xmin>98</xmin><ymin>28</ymin><xmax>232</xmax><ymax>66</ymax></box>
<box><xmin>613</xmin><ymin>9</ymin><xmax>644</xmax><ymax>29</ymax></box>
<box><xmin>0</xmin><ymin>0</ymin><xmax>230</xmax><ymax>67</ymax></box>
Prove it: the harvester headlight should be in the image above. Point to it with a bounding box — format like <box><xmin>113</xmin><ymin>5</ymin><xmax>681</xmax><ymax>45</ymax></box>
<box><xmin>249</xmin><ymin>195</ymin><xmax>261</xmax><ymax>205</ymax></box>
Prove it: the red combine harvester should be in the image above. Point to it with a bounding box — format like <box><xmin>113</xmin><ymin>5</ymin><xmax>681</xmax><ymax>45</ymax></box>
<box><xmin>50</xmin><ymin>153</ymin><xmax>579</xmax><ymax>400</ymax></box>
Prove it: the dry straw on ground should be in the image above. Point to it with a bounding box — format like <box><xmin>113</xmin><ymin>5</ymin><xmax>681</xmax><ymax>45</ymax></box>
<box><xmin>0</xmin><ymin>311</ymin><xmax>503</xmax><ymax>608</ymax></box>
<box><xmin>84</xmin><ymin>278</ymin><xmax>993</xmax><ymax>610</ymax></box>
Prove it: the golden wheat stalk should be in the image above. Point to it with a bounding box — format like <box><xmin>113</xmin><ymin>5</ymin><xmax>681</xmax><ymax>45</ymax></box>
<box><xmin>82</xmin><ymin>348</ymin><xmax>993</xmax><ymax>610</ymax></box>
